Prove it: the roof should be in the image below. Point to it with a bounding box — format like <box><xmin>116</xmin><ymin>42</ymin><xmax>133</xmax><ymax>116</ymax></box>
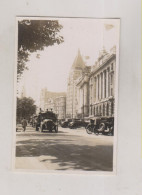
<box><xmin>71</xmin><ymin>49</ymin><xmax>86</xmax><ymax>69</ymax></box>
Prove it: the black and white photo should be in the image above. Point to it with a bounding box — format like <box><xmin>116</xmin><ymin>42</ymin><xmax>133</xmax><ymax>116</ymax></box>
<box><xmin>14</xmin><ymin>17</ymin><xmax>120</xmax><ymax>173</ymax></box>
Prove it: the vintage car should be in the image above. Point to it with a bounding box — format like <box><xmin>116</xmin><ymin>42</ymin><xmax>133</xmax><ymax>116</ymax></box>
<box><xmin>95</xmin><ymin>117</ymin><xmax>114</xmax><ymax>135</ymax></box>
<box><xmin>60</xmin><ymin>119</ymin><xmax>72</xmax><ymax>128</ymax></box>
<box><xmin>86</xmin><ymin>117</ymin><xmax>114</xmax><ymax>136</ymax></box>
<box><xmin>35</xmin><ymin>110</ymin><xmax>58</xmax><ymax>133</ymax></box>
<box><xmin>60</xmin><ymin>121</ymin><xmax>69</xmax><ymax>128</ymax></box>
<box><xmin>68</xmin><ymin>120</ymin><xmax>88</xmax><ymax>129</ymax></box>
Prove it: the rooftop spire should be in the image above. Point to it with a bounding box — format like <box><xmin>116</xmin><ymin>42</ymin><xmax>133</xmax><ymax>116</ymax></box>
<box><xmin>71</xmin><ymin>49</ymin><xmax>85</xmax><ymax>69</ymax></box>
<box><xmin>78</xmin><ymin>48</ymin><xmax>81</xmax><ymax>55</ymax></box>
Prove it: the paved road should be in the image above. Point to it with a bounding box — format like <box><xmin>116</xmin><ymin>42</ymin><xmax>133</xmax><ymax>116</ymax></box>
<box><xmin>15</xmin><ymin>125</ymin><xmax>113</xmax><ymax>172</ymax></box>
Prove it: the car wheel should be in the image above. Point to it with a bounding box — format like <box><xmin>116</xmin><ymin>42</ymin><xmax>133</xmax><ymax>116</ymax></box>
<box><xmin>86</xmin><ymin>126</ymin><xmax>93</xmax><ymax>134</ymax></box>
<box><xmin>99</xmin><ymin>123</ymin><xmax>105</xmax><ymax>131</ymax></box>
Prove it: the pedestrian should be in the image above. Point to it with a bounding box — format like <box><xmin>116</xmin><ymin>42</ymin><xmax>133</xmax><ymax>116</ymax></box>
<box><xmin>21</xmin><ymin>118</ymin><xmax>27</xmax><ymax>132</ymax></box>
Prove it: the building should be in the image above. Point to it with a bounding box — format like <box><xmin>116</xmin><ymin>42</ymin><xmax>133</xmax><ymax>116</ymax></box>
<box><xmin>76</xmin><ymin>46</ymin><xmax>116</xmax><ymax>119</ymax></box>
<box><xmin>76</xmin><ymin>72</ymin><xmax>90</xmax><ymax>119</ymax></box>
<box><xmin>66</xmin><ymin>50</ymin><xmax>87</xmax><ymax>119</ymax></box>
<box><xmin>54</xmin><ymin>96</ymin><xmax>66</xmax><ymax>120</ymax></box>
<box><xmin>39</xmin><ymin>88</ymin><xmax>66</xmax><ymax>112</ymax></box>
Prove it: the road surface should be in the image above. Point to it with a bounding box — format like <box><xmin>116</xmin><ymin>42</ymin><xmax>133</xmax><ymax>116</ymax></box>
<box><xmin>15</xmin><ymin>125</ymin><xmax>113</xmax><ymax>172</ymax></box>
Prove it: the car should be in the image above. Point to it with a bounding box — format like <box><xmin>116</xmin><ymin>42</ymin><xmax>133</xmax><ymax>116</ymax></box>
<box><xmin>60</xmin><ymin>121</ymin><xmax>69</xmax><ymax>128</ymax></box>
<box><xmin>95</xmin><ymin>117</ymin><xmax>114</xmax><ymax>135</ymax></box>
<box><xmin>35</xmin><ymin>110</ymin><xmax>58</xmax><ymax>133</ymax></box>
<box><xmin>60</xmin><ymin>119</ymin><xmax>72</xmax><ymax>128</ymax></box>
<box><xmin>85</xmin><ymin>117</ymin><xmax>114</xmax><ymax>136</ymax></box>
<box><xmin>68</xmin><ymin>120</ymin><xmax>88</xmax><ymax>129</ymax></box>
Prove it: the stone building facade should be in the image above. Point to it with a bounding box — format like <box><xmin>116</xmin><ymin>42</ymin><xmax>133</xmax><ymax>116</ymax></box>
<box><xmin>66</xmin><ymin>50</ymin><xmax>87</xmax><ymax>119</ymax></box>
<box><xmin>76</xmin><ymin>46</ymin><xmax>116</xmax><ymax>119</ymax></box>
<box><xmin>39</xmin><ymin>88</ymin><xmax>66</xmax><ymax>113</ymax></box>
<box><xmin>54</xmin><ymin>96</ymin><xmax>66</xmax><ymax>120</ymax></box>
<box><xmin>76</xmin><ymin>73</ymin><xmax>90</xmax><ymax>119</ymax></box>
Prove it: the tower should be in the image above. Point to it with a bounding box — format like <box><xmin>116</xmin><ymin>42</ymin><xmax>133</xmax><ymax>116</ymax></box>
<box><xmin>66</xmin><ymin>50</ymin><xmax>86</xmax><ymax>119</ymax></box>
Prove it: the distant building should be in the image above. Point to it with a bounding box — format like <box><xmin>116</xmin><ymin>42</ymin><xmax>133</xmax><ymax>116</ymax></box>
<box><xmin>54</xmin><ymin>96</ymin><xmax>66</xmax><ymax>120</ymax></box>
<box><xmin>46</xmin><ymin>98</ymin><xmax>55</xmax><ymax>111</ymax></box>
<box><xmin>76</xmin><ymin>46</ymin><xmax>116</xmax><ymax>119</ymax></box>
<box><xmin>66</xmin><ymin>49</ymin><xmax>89</xmax><ymax>119</ymax></box>
<box><xmin>76</xmin><ymin>72</ymin><xmax>90</xmax><ymax>119</ymax></box>
<box><xmin>39</xmin><ymin>88</ymin><xmax>66</xmax><ymax>114</ymax></box>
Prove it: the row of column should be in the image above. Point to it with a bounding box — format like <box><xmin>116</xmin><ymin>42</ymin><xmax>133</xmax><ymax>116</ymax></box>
<box><xmin>91</xmin><ymin>68</ymin><xmax>112</xmax><ymax>102</ymax></box>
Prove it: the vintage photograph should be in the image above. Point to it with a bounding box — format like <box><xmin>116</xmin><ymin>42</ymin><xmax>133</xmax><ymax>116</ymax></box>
<box><xmin>14</xmin><ymin>17</ymin><xmax>120</xmax><ymax>173</ymax></box>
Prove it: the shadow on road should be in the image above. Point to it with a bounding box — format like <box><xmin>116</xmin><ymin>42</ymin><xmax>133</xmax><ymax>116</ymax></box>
<box><xmin>16</xmin><ymin>135</ymin><xmax>113</xmax><ymax>171</ymax></box>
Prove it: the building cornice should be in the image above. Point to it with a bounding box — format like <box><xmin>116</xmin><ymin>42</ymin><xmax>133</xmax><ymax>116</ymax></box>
<box><xmin>90</xmin><ymin>54</ymin><xmax>116</xmax><ymax>77</ymax></box>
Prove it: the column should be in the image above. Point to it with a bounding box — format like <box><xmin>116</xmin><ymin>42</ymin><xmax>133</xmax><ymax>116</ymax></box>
<box><xmin>84</xmin><ymin>83</ymin><xmax>89</xmax><ymax>116</ymax></box>
<box><xmin>103</xmin><ymin>71</ymin><xmax>105</xmax><ymax>99</ymax></box>
<box><xmin>81</xmin><ymin>88</ymin><xmax>84</xmax><ymax>116</ymax></box>
<box><xmin>101</xmin><ymin>73</ymin><xmax>103</xmax><ymax>99</ymax></box>
<box><xmin>99</xmin><ymin>73</ymin><xmax>102</xmax><ymax>100</ymax></box>
<box><xmin>96</xmin><ymin>76</ymin><xmax>98</xmax><ymax>101</ymax></box>
<box><xmin>98</xmin><ymin>75</ymin><xmax>100</xmax><ymax>100</ymax></box>
<box><xmin>92</xmin><ymin>78</ymin><xmax>95</xmax><ymax>103</ymax></box>
<box><xmin>106</xmin><ymin>69</ymin><xmax>109</xmax><ymax>98</ymax></box>
<box><xmin>94</xmin><ymin>77</ymin><xmax>96</xmax><ymax>102</ymax></box>
<box><xmin>108</xmin><ymin>68</ymin><xmax>110</xmax><ymax>97</ymax></box>
<box><xmin>84</xmin><ymin>83</ymin><xmax>88</xmax><ymax>105</ymax></box>
<box><xmin>78</xmin><ymin>88</ymin><xmax>80</xmax><ymax>113</ymax></box>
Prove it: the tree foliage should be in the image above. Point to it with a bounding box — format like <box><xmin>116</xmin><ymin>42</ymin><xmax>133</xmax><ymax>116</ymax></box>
<box><xmin>16</xmin><ymin>97</ymin><xmax>36</xmax><ymax>122</ymax></box>
<box><xmin>17</xmin><ymin>20</ymin><xmax>64</xmax><ymax>78</ymax></box>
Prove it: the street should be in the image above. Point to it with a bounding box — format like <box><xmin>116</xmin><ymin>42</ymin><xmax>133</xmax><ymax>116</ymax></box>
<box><xmin>15</xmin><ymin>125</ymin><xmax>113</xmax><ymax>172</ymax></box>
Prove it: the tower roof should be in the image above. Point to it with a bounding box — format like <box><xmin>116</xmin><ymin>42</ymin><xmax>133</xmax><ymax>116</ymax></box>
<box><xmin>71</xmin><ymin>49</ymin><xmax>85</xmax><ymax>69</ymax></box>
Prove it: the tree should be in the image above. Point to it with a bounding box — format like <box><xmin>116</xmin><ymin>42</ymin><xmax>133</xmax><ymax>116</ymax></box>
<box><xmin>17</xmin><ymin>20</ymin><xmax>64</xmax><ymax>79</ymax></box>
<box><xmin>16</xmin><ymin>97</ymin><xmax>36</xmax><ymax>122</ymax></box>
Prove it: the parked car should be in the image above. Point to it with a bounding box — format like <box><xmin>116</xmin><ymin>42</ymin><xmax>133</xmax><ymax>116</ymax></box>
<box><xmin>86</xmin><ymin>117</ymin><xmax>114</xmax><ymax>135</ymax></box>
<box><xmin>60</xmin><ymin>119</ymin><xmax>72</xmax><ymax>128</ymax></box>
<box><xmin>68</xmin><ymin>120</ymin><xmax>88</xmax><ymax>129</ymax></box>
<box><xmin>86</xmin><ymin>117</ymin><xmax>114</xmax><ymax>136</ymax></box>
<box><xmin>97</xmin><ymin>117</ymin><xmax>114</xmax><ymax>135</ymax></box>
<box><xmin>35</xmin><ymin>110</ymin><xmax>58</xmax><ymax>133</ymax></box>
<box><xmin>61</xmin><ymin>121</ymin><xmax>70</xmax><ymax>128</ymax></box>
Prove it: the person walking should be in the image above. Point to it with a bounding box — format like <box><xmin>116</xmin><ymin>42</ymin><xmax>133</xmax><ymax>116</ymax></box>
<box><xmin>21</xmin><ymin>118</ymin><xmax>27</xmax><ymax>132</ymax></box>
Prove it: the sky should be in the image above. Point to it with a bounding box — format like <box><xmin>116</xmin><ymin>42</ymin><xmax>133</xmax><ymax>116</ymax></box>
<box><xmin>17</xmin><ymin>18</ymin><xmax>120</xmax><ymax>104</ymax></box>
